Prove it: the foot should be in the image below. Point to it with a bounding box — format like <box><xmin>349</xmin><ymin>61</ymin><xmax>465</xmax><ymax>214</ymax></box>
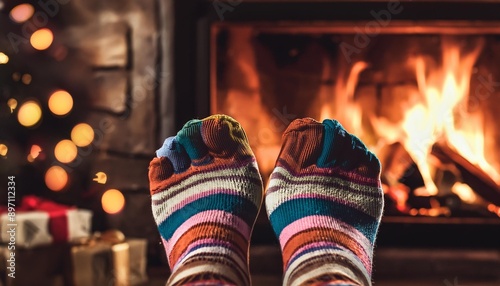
<box><xmin>148</xmin><ymin>115</ymin><xmax>263</xmax><ymax>286</ymax></box>
<box><xmin>265</xmin><ymin>118</ymin><xmax>384</xmax><ymax>286</ymax></box>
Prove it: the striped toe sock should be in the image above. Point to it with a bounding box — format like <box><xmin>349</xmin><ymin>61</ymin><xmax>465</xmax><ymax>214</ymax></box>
<box><xmin>265</xmin><ymin>118</ymin><xmax>384</xmax><ymax>286</ymax></box>
<box><xmin>148</xmin><ymin>115</ymin><xmax>263</xmax><ymax>286</ymax></box>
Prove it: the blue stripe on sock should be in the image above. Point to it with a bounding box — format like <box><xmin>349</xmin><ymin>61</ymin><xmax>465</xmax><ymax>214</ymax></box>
<box><xmin>158</xmin><ymin>193</ymin><xmax>258</xmax><ymax>241</ymax></box>
<box><xmin>177</xmin><ymin>120</ymin><xmax>208</xmax><ymax>160</ymax></box>
<box><xmin>317</xmin><ymin>119</ymin><xmax>344</xmax><ymax>168</ymax></box>
<box><xmin>269</xmin><ymin>197</ymin><xmax>379</xmax><ymax>243</ymax></box>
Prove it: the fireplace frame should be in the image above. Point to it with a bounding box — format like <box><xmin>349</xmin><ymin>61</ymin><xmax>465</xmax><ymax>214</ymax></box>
<box><xmin>168</xmin><ymin>0</ymin><xmax>500</xmax><ymax>248</ymax></box>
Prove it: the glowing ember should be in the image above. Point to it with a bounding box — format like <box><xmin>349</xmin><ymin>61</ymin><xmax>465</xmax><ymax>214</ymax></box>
<box><xmin>102</xmin><ymin>189</ymin><xmax>125</xmax><ymax>214</ymax></box>
<box><xmin>452</xmin><ymin>182</ymin><xmax>477</xmax><ymax>204</ymax></box>
<box><xmin>45</xmin><ymin>166</ymin><xmax>68</xmax><ymax>191</ymax></box>
<box><xmin>93</xmin><ymin>172</ymin><xmax>108</xmax><ymax>184</ymax></box>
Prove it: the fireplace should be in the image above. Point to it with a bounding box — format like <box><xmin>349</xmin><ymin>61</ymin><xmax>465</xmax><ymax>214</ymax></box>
<box><xmin>170</xmin><ymin>1</ymin><xmax>500</xmax><ymax>249</ymax></box>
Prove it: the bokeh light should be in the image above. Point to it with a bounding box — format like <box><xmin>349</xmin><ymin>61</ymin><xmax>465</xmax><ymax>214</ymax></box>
<box><xmin>0</xmin><ymin>144</ymin><xmax>8</xmax><ymax>156</ymax></box>
<box><xmin>30</xmin><ymin>28</ymin><xmax>53</xmax><ymax>51</ymax></box>
<box><xmin>30</xmin><ymin>145</ymin><xmax>42</xmax><ymax>159</ymax></box>
<box><xmin>12</xmin><ymin>72</ymin><xmax>21</xmax><ymax>81</ymax></box>
<box><xmin>71</xmin><ymin>123</ymin><xmax>94</xmax><ymax>147</ymax></box>
<box><xmin>48</xmin><ymin>90</ymin><xmax>73</xmax><ymax>116</ymax></box>
<box><xmin>45</xmin><ymin>166</ymin><xmax>68</xmax><ymax>191</ymax></box>
<box><xmin>7</xmin><ymin>98</ymin><xmax>17</xmax><ymax>113</ymax></box>
<box><xmin>17</xmin><ymin>100</ymin><xmax>42</xmax><ymax>127</ymax></box>
<box><xmin>10</xmin><ymin>4</ymin><xmax>34</xmax><ymax>23</ymax></box>
<box><xmin>22</xmin><ymin>73</ymin><xmax>32</xmax><ymax>85</ymax></box>
<box><xmin>0</xmin><ymin>52</ymin><xmax>8</xmax><ymax>64</ymax></box>
<box><xmin>54</xmin><ymin>139</ymin><xmax>77</xmax><ymax>163</ymax></box>
<box><xmin>102</xmin><ymin>189</ymin><xmax>125</xmax><ymax>214</ymax></box>
<box><xmin>93</xmin><ymin>172</ymin><xmax>107</xmax><ymax>184</ymax></box>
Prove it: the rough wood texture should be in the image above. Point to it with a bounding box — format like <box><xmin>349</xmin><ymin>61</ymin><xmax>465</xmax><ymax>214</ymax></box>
<box><xmin>90</xmin><ymin>70</ymin><xmax>129</xmax><ymax>113</ymax></box>
<box><xmin>63</xmin><ymin>22</ymin><xmax>129</xmax><ymax>68</ymax></box>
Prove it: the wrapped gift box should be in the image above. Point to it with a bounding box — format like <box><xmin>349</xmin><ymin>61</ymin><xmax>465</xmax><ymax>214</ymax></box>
<box><xmin>68</xmin><ymin>231</ymin><xmax>148</xmax><ymax>286</ymax></box>
<box><xmin>0</xmin><ymin>211</ymin><xmax>53</xmax><ymax>248</ymax></box>
<box><xmin>127</xmin><ymin>239</ymin><xmax>148</xmax><ymax>285</ymax></box>
<box><xmin>20</xmin><ymin>196</ymin><xmax>92</xmax><ymax>243</ymax></box>
<box><xmin>1</xmin><ymin>196</ymin><xmax>92</xmax><ymax>247</ymax></box>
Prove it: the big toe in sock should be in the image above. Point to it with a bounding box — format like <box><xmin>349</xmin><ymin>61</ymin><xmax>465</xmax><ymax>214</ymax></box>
<box><xmin>266</xmin><ymin>118</ymin><xmax>384</xmax><ymax>286</ymax></box>
<box><xmin>149</xmin><ymin>114</ymin><xmax>263</xmax><ymax>286</ymax></box>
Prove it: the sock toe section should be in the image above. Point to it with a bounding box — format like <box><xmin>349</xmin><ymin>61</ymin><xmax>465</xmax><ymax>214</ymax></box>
<box><xmin>201</xmin><ymin>114</ymin><xmax>254</xmax><ymax>160</ymax></box>
<box><xmin>156</xmin><ymin>137</ymin><xmax>191</xmax><ymax>173</ymax></box>
<box><xmin>279</xmin><ymin>118</ymin><xmax>324</xmax><ymax>168</ymax></box>
<box><xmin>149</xmin><ymin>156</ymin><xmax>174</xmax><ymax>194</ymax></box>
<box><xmin>318</xmin><ymin>119</ymin><xmax>381</xmax><ymax>177</ymax></box>
<box><xmin>177</xmin><ymin>119</ymin><xmax>210</xmax><ymax>162</ymax></box>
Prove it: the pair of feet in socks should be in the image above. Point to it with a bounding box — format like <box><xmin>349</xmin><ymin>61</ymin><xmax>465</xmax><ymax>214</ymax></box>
<box><xmin>148</xmin><ymin>115</ymin><xmax>384</xmax><ymax>286</ymax></box>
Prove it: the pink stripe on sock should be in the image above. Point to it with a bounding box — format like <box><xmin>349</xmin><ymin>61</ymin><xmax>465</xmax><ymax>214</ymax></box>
<box><xmin>279</xmin><ymin>215</ymin><xmax>372</xmax><ymax>271</ymax></box>
<box><xmin>166</xmin><ymin>210</ymin><xmax>251</xmax><ymax>254</ymax></box>
<box><xmin>279</xmin><ymin>215</ymin><xmax>371</xmax><ymax>248</ymax></box>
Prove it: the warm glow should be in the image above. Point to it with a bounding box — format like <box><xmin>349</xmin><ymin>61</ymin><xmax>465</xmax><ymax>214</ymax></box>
<box><xmin>409</xmin><ymin>38</ymin><xmax>500</xmax><ymax>190</ymax></box>
<box><xmin>452</xmin><ymin>182</ymin><xmax>477</xmax><ymax>204</ymax></box>
<box><xmin>0</xmin><ymin>144</ymin><xmax>8</xmax><ymax>156</ymax></box>
<box><xmin>371</xmin><ymin>37</ymin><xmax>500</xmax><ymax>196</ymax></box>
<box><xmin>318</xmin><ymin>61</ymin><xmax>368</xmax><ymax>135</ymax></box>
<box><xmin>17</xmin><ymin>100</ymin><xmax>42</xmax><ymax>127</ymax></box>
<box><xmin>45</xmin><ymin>166</ymin><xmax>68</xmax><ymax>191</ymax></box>
<box><xmin>102</xmin><ymin>189</ymin><xmax>125</xmax><ymax>214</ymax></box>
<box><xmin>48</xmin><ymin>90</ymin><xmax>73</xmax><ymax>116</ymax></box>
<box><xmin>71</xmin><ymin>123</ymin><xmax>94</xmax><ymax>147</ymax></box>
<box><xmin>30</xmin><ymin>28</ymin><xmax>53</xmax><ymax>51</ymax></box>
<box><xmin>10</xmin><ymin>4</ymin><xmax>34</xmax><ymax>23</ymax></box>
<box><xmin>54</xmin><ymin>139</ymin><xmax>77</xmax><ymax>163</ymax></box>
<box><xmin>7</xmin><ymin>98</ymin><xmax>17</xmax><ymax>113</ymax></box>
<box><xmin>93</xmin><ymin>172</ymin><xmax>108</xmax><ymax>184</ymax></box>
<box><xmin>0</xmin><ymin>52</ymin><xmax>8</xmax><ymax>64</ymax></box>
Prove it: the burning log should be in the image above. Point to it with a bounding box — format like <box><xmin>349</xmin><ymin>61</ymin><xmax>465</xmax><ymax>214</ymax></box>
<box><xmin>431</xmin><ymin>143</ymin><xmax>500</xmax><ymax>206</ymax></box>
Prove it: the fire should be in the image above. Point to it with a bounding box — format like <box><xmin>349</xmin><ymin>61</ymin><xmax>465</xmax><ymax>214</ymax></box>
<box><xmin>219</xmin><ymin>31</ymin><xmax>500</xmax><ymax>202</ymax></box>
<box><xmin>317</xmin><ymin>56</ymin><xmax>368</xmax><ymax>137</ymax></box>
<box><xmin>368</xmin><ymin>37</ymin><xmax>500</xmax><ymax>196</ymax></box>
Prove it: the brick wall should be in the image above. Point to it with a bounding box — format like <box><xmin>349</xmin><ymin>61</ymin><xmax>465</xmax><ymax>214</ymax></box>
<box><xmin>59</xmin><ymin>0</ymin><xmax>175</xmax><ymax>264</ymax></box>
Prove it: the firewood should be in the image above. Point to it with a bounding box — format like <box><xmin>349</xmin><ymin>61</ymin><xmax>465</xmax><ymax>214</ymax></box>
<box><xmin>431</xmin><ymin>143</ymin><xmax>500</xmax><ymax>205</ymax></box>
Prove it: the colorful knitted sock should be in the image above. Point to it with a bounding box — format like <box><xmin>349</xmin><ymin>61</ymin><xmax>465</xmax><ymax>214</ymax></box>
<box><xmin>148</xmin><ymin>115</ymin><xmax>263</xmax><ymax>286</ymax></box>
<box><xmin>265</xmin><ymin>118</ymin><xmax>384</xmax><ymax>286</ymax></box>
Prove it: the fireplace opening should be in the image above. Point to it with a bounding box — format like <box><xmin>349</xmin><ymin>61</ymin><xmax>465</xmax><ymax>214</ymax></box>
<box><xmin>209</xmin><ymin>21</ymin><xmax>500</xmax><ymax>245</ymax></box>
